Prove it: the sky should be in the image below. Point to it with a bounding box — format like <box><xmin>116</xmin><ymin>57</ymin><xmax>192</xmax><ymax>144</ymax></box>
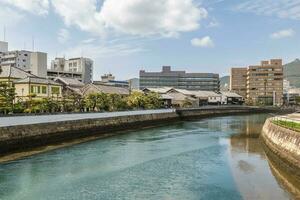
<box><xmin>0</xmin><ymin>0</ymin><xmax>300</xmax><ymax>80</ymax></box>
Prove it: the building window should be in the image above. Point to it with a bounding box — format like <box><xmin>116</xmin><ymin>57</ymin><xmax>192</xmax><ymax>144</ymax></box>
<box><xmin>51</xmin><ymin>87</ymin><xmax>60</xmax><ymax>95</ymax></box>
<box><xmin>42</xmin><ymin>86</ymin><xmax>47</xmax><ymax>94</ymax></box>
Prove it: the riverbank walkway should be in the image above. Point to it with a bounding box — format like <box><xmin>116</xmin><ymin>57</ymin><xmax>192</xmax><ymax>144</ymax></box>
<box><xmin>0</xmin><ymin>109</ymin><xmax>175</xmax><ymax>127</ymax></box>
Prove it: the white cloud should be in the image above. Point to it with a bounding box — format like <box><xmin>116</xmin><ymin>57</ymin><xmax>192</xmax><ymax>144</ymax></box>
<box><xmin>57</xmin><ymin>28</ymin><xmax>70</xmax><ymax>43</ymax></box>
<box><xmin>61</xmin><ymin>42</ymin><xmax>145</xmax><ymax>59</ymax></box>
<box><xmin>270</xmin><ymin>29</ymin><xmax>295</xmax><ymax>39</ymax></box>
<box><xmin>51</xmin><ymin>0</ymin><xmax>207</xmax><ymax>37</ymax></box>
<box><xmin>51</xmin><ymin>0</ymin><xmax>105</xmax><ymax>35</ymax></box>
<box><xmin>191</xmin><ymin>36</ymin><xmax>214</xmax><ymax>48</ymax></box>
<box><xmin>1</xmin><ymin>0</ymin><xmax>49</xmax><ymax>16</ymax></box>
<box><xmin>100</xmin><ymin>0</ymin><xmax>207</xmax><ymax>37</ymax></box>
<box><xmin>0</xmin><ymin>6</ymin><xmax>23</xmax><ymax>27</ymax></box>
<box><xmin>235</xmin><ymin>0</ymin><xmax>300</xmax><ymax>20</ymax></box>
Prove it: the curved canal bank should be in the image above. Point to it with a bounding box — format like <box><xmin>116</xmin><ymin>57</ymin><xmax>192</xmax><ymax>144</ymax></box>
<box><xmin>261</xmin><ymin>118</ymin><xmax>300</xmax><ymax>182</ymax></box>
<box><xmin>0</xmin><ymin>106</ymin><xmax>282</xmax><ymax>157</ymax></box>
<box><xmin>0</xmin><ymin>114</ymin><xmax>298</xmax><ymax>200</ymax></box>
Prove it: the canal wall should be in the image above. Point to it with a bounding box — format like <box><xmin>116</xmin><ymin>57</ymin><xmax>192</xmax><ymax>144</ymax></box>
<box><xmin>0</xmin><ymin>106</ymin><xmax>289</xmax><ymax>155</ymax></box>
<box><xmin>261</xmin><ymin>119</ymin><xmax>300</xmax><ymax>181</ymax></box>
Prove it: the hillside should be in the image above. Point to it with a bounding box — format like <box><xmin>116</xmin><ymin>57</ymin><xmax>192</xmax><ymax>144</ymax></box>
<box><xmin>220</xmin><ymin>75</ymin><xmax>229</xmax><ymax>91</ymax></box>
<box><xmin>284</xmin><ymin>59</ymin><xmax>300</xmax><ymax>88</ymax></box>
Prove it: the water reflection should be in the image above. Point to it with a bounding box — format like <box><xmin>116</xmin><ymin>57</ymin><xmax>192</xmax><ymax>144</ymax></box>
<box><xmin>228</xmin><ymin>114</ymin><xmax>300</xmax><ymax>200</ymax></box>
<box><xmin>0</xmin><ymin>114</ymin><xmax>299</xmax><ymax>200</ymax></box>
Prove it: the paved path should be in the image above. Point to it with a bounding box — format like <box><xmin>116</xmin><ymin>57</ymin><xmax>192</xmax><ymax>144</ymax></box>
<box><xmin>0</xmin><ymin>109</ymin><xmax>175</xmax><ymax>127</ymax></box>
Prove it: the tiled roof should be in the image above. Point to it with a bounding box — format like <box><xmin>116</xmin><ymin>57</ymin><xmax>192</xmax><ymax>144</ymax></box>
<box><xmin>221</xmin><ymin>92</ymin><xmax>243</xmax><ymax>98</ymax></box>
<box><xmin>14</xmin><ymin>77</ymin><xmax>61</xmax><ymax>85</ymax></box>
<box><xmin>143</xmin><ymin>87</ymin><xmax>173</xmax><ymax>94</ymax></box>
<box><xmin>54</xmin><ymin>77</ymin><xmax>84</xmax><ymax>87</ymax></box>
<box><xmin>0</xmin><ymin>66</ymin><xmax>36</xmax><ymax>79</ymax></box>
<box><xmin>81</xmin><ymin>84</ymin><xmax>130</xmax><ymax>95</ymax></box>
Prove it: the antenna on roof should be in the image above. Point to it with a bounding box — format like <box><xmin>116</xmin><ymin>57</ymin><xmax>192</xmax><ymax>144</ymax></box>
<box><xmin>3</xmin><ymin>25</ymin><xmax>6</xmax><ymax>41</ymax></box>
<box><xmin>32</xmin><ymin>36</ymin><xmax>35</xmax><ymax>52</ymax></box>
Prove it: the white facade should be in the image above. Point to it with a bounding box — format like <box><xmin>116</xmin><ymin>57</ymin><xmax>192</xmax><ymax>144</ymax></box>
<box><xmin>0</xmin><ymin>50</ymin><xmax>31</xmax><ymax>70</ymax></box>
<box><xmin>0</xmin><ymin>41</ymin><xmax>8</xmax><ymax>52</ymax></box>
<box><xmin>50</xmin><ymin>57</ymin><xmax>93</xmax><ymax>83</ymax></box>
<box><xmin>30</xmin><ymin>52</ymin><xmax>47</xmax><ymax>77</ymax></box>
<box><xmin>0</xmin><ymin>41</ymin><xmax>47</xmax><ymax>77</ymax></box>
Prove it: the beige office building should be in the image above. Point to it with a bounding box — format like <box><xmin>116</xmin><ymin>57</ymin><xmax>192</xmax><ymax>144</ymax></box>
<box><xmin>230</xmin><ymin>68</ymin><xmax>247</xmax><ymax>98</ymax></box>
<box><xmin>230</xmin><ymin>59</ymin><xmax>283</xmax><ymax>105</ymax></box>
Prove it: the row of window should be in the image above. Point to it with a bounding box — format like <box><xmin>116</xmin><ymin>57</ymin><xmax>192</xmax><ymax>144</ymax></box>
<box><xmin>30</xmin><ymin>86</ymin><xmax>60</xmax><ymax>95</ymax></box>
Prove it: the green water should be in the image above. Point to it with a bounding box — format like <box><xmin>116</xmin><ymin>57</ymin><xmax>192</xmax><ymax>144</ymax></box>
<box><xmin>0</xmin><ymin>114</ymin><xmax>295</xmax><ymax>199</ymax></box>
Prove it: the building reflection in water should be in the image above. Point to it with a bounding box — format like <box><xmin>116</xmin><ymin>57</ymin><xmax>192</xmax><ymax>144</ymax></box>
<box><xmin>228</xmin><ymin>115</ymin><xmax>300</xmax><ymax>199</ymax></box>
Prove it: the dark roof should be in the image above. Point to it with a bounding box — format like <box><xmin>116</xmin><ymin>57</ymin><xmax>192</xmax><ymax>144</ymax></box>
<box><xmin>14</xmin><ymin>77</ymin><xmax>61</xmax><ymax>85</ymax></box>
<box><xmin>0</xmin><ymin>66</ymin><xmax>36</xmax><ymax>79</ymax></box>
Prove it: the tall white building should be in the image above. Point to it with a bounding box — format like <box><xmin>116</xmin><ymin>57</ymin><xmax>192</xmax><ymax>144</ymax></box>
<box><xmin>48</xmin><ymin>57</ymin><xmax>93</xmax><ymax>83</ymax></box>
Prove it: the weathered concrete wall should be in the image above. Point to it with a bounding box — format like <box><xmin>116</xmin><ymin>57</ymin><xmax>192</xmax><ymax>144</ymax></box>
<box><xmin>176</xmin><ymin>106</ymin><xmax>270</xmax><ymax>118</ymax></box>
<box><xmin>0</xmin><ymin>112</ymin><xmax>179</xmax><ymax>155</ymax></box>
<box><xmin>261</xmin><ymin>119</ymin><xmax>300</xmax><ymax>181</ymax></box>
<box><xmin>0</xmin><ymin>107</ymin><xmax>286</xmax><ymax>155</ymax></box>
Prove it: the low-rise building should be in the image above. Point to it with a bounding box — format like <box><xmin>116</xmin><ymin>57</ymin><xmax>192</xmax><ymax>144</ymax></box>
<box><xmin>81</xmin><ymin>84</ymin><xmax>130</xmax><ymax>97</ymax></box>
<box><xmin>221</xmin><ymin>92</ymin><xmax>244</xmax><ymax>105</ymax></box>
<box><xmin>14</xmin><ymin>77</ymin><xmax>62</xmax><ymax>101</ymax></box>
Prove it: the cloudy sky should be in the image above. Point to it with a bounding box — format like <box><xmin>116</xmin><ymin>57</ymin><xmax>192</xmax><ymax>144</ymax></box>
<box><xmin>0</xmin><ymin>0</ymin><xmax>300</xmax><ymax>80</ymax></box>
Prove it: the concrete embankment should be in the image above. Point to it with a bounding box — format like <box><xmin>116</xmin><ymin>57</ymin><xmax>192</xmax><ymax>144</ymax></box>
<box><xmin>261</xmin><ymin>118</ymin><xmax>300</xmax><ymax>181</ymax></box>
<box><xmin>0</xmin><ymin>106</ymin><xmax>289</xmax><ymax>156</ymax></box>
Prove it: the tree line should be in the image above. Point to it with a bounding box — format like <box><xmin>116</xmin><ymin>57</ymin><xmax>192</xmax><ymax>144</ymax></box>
<box><xmin>0</xmin><ymin>83</ymin><xmax>163</xmax><ymax>114</ymax></box>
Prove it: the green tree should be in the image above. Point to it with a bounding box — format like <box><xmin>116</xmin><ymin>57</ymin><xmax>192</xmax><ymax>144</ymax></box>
<box><xmin>0</xmin><ymin>82</ymin><xmax>16</xmax><ymax>114</ymax></box>
<box><xmin>143</xmin><ymin>92</ymin><xmax>162</xmax><ymax>109</ymax></box>
<box><xmin>109</xmin><ymin>93</ymin><xmax>127</xmax><ymax>111</ymax></box>
<box><xmin>126</xmin><ymin>91</ymin><xmax>145</xmax><ymax>109</ymax></box>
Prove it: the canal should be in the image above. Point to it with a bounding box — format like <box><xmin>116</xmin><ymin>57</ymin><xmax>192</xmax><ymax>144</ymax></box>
<box><xmin>0</xmin><ymin>114</ymin><xmax>298</xmax><ymax>199</ymax></box>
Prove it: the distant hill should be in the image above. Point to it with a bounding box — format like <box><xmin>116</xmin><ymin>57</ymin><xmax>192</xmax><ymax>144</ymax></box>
<box><xmin>284</xmin><ymin>59</ymin><xmax>300</xmax><ymax>88</ymax></box>
<box><xmin>220</xmin><ymin>75</ymin><xmax>229</xmax><ymax>91</ymax></box>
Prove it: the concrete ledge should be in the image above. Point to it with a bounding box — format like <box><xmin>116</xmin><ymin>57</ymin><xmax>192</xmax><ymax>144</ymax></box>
<box><xmin>0</xmin><ymin>106</ymin><xmax>289</xmax><ymax>156</ymax></box>
<box><xmin>0</xmin><ymin>112</ymin><xmax>179</xmax><ymax>155</ymax></box>
<box><xmin>261</xmin><ymin>118</ymin><xmax>300</xmax><ymax>181</ymax></box>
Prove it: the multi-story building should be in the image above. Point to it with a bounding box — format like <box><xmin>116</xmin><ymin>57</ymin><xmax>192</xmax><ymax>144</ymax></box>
<box><xmin>0</xmin><ymin>41</ymin><xmax>8</xmax><ymax>53</ymax></box>
<box><xmin>0</xmin><ymin>42</ymin><xmax>47</xmax><ymax>77</ymax></box>
<box><xmin>48</xmin><ymin>57</ymin><xmax>93</xmax><ymax>84</ymax></box>
<box><xmin>230</xmin><ymin>59</ymin><xmax>283</xmax><ymax>105</ymax></box>
<box><xmin>230</xmin><ymin>68</ymin><xmax>247</xmax><ymax>98</ymax></box>
<box><xmin>139</xmin><ymin>66</ymin><xmax>220</xmax><ymax>91</ymax></box>
<box><xmin>247</xmin><ymin>59</ymin><xmax>283</xmax><ymax>105</ymax></box>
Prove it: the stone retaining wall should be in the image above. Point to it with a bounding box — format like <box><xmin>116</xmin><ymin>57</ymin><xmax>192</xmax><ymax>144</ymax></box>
<box><xmin>0</xmin><ymin>107</ymin><xmax>282</xmax><ymax>155</ymax></box>
<box><xmin>0</xmin><ymin>112</ymin><xmax>179</xmax><ymax>155</ymax></box>
<box><xmin>261</xmin><ymin>119</ymin><xmax>300</xmax><ymax>181</ymax></box>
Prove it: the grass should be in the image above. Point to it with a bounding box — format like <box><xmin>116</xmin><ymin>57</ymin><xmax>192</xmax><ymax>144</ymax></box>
<box><xmin>272</xmin><ymin>120</ymin><xmax>300</xmax><ymax>132</ymax></box>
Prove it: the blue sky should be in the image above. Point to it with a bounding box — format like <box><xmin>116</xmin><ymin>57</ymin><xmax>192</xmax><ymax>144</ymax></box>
<box><xmin>0</xmin><ymin>0</ymin><xmax>300</xmax><ymax>80</ymax></box>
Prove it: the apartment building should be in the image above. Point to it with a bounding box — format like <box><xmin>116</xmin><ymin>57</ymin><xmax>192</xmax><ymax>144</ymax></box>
<box><xmin>247</xmin><ymin>59</ymin><xmax>283</xmax><ymax>105</ymax></box>
<box><xmin>48</xmin><ymin>57</ymin><xmax>93</xmax><ymax>84</ymax></box>
<box><xmin>140</xmin><ymin>66</ymin><xmax>220</xmax><ymax>91</ymax></box>
<box><xmin>230</xmin><ymin>59</ymin><xmax>283</xmax><ymax>105</ymax></box>
<box><xmin>0</xmin><ymin>41</ymin><xmax>8</xmax><ymax>52</ymax></box>
<box><xmin>0</xmin><ymin>42</ymin><xmax>47</xmax><ymax>77</ymax></box>
<box><xmin>230</xmin><ymin>68</ymin><xmax>247</xmax><ymax>98</ymax></box>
